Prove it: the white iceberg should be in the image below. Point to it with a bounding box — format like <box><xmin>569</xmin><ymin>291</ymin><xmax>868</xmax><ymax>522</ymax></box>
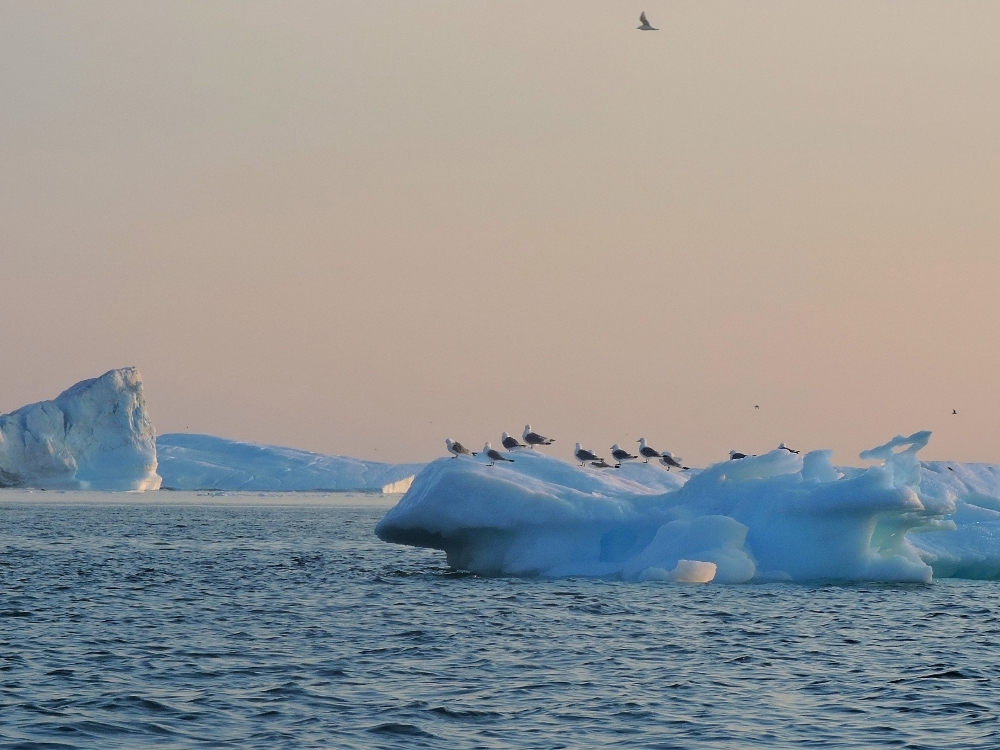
<box><xmin>908</xmin><ymin>461</ymin><xmax>1000</xmax><ymax>579</ymax></box>
<box><xmin>375</xmin><ymin>431</ymin><xmax>1000</xmax><ymax>583</ymax></box>
<box><xmin>0</xmin><ymin>367</ymin><xmax>160</xmax><ymax>491</ymax></box>
<box><xmin>156</xmin><ymin>433</ymin><xmax>425</xmax><ymax>493</ymax></box>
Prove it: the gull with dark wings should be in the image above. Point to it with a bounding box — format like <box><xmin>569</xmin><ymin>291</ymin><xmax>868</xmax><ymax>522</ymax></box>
<box><xmin>446</xmin><ymin>438</ymin><xmax>476</xmax><ymax>458</ymax></box>
<box><xmin>611</xmin><ymin>444</ymin><xmax>637</xmax><ymax>468</ymax></box>
<box><xmin>659</xmin><ymin>451</ymin><xmax>683</xmax><ymax>470</ymax></box>
<box><xmin>523</xmin><ymin>424</ymin><xmax>554</xmax><ymax>449</ymax></box>
<box><xmin>501</xmin><ymin>431</ymin><xmax>527</xmax><ymax>450</ymax></box>
<box><xmin>482</xmin><ymin>443</ymin><xmax>514</xmax><ymax>467</ymax></box>
<box><xmin>637</xmin><ymin>438</ymin><xmax>662</xmax><ymax>463</ymax></box>
<box><xmin>574</xmin><ymin>443</ymin><xmax>604</xmax><ymax>466</ymax></box>
<box><xmin>637</xmin><ymin>11</ymin><xmax>658</xmax><ymax>31</ymax></box>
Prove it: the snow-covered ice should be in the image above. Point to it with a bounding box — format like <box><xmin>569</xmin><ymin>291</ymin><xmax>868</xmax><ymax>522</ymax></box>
<box><xmin>0</xmin><ymin>368</ymin><xmax>160</xmax><ymax>491</ymax></box>
<box><xmin>156</xmin><ymin>433</ymin><xmax>425</xmax><ymax>493</ymax></box>
<box><xmin>376</xmin><ymin>431</ymin><xmax>1000</xmax><ymax>582</ymax></box>
<box><xmin>909</xmin><ymin>461</ymin><xmax>1000</xmax><ymax>579</ymax></box>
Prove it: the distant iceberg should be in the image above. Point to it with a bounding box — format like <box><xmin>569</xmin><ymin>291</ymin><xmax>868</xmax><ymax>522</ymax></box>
<box><xmin>156</xmin><ymin>433</ymin><xmax>425</xmax><ymax>493</ymax></box>
<box><xmin>0</xmin><ymin>368</ymin><xmax>161</xmax><ymax>491</ymax></box>
<box><xmin>376</xmin><ymin>432</ymin><xmax>1000</xmax><ymax>583</ymax></box>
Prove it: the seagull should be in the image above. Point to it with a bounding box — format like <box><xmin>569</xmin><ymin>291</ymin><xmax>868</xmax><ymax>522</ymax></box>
<box><xmin>730</xmin><ymin>450</ymin><xmax>747</xmax><ymax>460</ymax></box>
<box><xmin>482</xmin><ymin>442</ymin><xmax>514</xmax><ymax>467</ymax></box>
<box><xmin>574</xmin><ymin>443</ymin><xmax>603</xmax><ymax>466</ymax></box>
<box><xmin>446</xmin><ymin>438</ymin><xmax>475</xmax><ymax>458</ymax></box>
<box><xmin>591</xmin><ymin>459</ymin><xmax>613</xmax><ymax>469</ymax></box>
<box><xmin>953</xmin><ymin>409</ymin><xmax>957</xmax><ymax>415</ymax></box>
<box><xmin>659</xmin><ymin>451</ymin><xmax>683</xmax><ymax>470</ymax></box>
<box><xmin>502</xmin><ymin>431</ymin><xmax>527</xmax><ymax>450</ymax></box>
<box><xmin>611</xmin><ymin>444</ymin><xmax>637</xmax><ymax>467</ymax></box>
<box><xmin>778</xmin><ymin>443</ymin><xmax>800</xmax><ymax>454</ymax></box>
<box><xmin>637</xmin><ymin>11</ymin><xmax>658</xmax><ymax>31</ymax></box>
<box><xmin>523</xmin><ymin>424</ymin><xmax>554</xmax><ymax>449</ymax></box>
<box><xmin>637</xmin><ymin>438</ymin><xmax>662</xmax><ymax>463</ymax></box>
<box><xmin>755</xmin><ymin>405</ymin><xmax>760</xmax><ymax>410</ymax></box>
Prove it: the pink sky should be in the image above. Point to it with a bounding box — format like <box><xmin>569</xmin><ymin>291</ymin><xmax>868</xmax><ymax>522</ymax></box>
<box><xmin>2</xmin><ymin>2</ymin><xmax>999</xmax><ymax>466</ymax></box>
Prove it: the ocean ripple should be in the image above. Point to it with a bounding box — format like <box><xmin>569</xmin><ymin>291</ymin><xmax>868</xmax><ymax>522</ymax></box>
<box><xmin>1</xmin><ymin>495</ymin><xmax>998</xmax><ymax>748</ymax></box>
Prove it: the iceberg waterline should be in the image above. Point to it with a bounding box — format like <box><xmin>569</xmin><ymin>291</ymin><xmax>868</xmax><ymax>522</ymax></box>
<box><xmin>376</xmin><ymin>431</ymin><xmax>1000</xmax><ymax>583</ymax></box>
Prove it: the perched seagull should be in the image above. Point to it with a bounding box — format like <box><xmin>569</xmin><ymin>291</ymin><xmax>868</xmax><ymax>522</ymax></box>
<box><xmin>778</xmin><ymin>443</ymin><xmax>800</xmax><ymax>454</ymax></box>
<box><xmin>482</xmin><ymin>442</ymin><xmax>514</xmax><ymax>467</ymax></box>
<box><xmin>730</xmin><ymin>450</ymin><xmax>747</xmax><ymax>460</ymax></box>
<box><xmin>637</xmin><ymin>438</ymin><xmax>662</xmax><ymax>463</ymax></box>
<box><xmin>611</xmin><ymin>444</ymin><xmax>637</xmax><ymax>468</ymax></box>
<box><xmin>591</xmin><ymin>459</ymin><xmax>613</xmax><ymax>469</ymax></box>
<box><xmin>574</xmin><ymin>443</ymin><xmax>603</xmax><ymax>466</ymax></box>
<box><xmin>502</xmin><ymin>431</ymin><xmax>527</xmax><ymax>450</ymax></box>
<box><xmin>446</xmin><ymin>438</ymin><xmax>475</xmax><ymax>458</ymax></box>
<box><xmin>523</xmin><ymin>424</ymin><xmax>554</xmax><ymax>448</ymax></box>
<box><xmin>659</xmin><ymin>451</ymin><xmax>683</xmax><ymax>470</ymax></box>
<box><xmin>637</xmin><ymin>11</ymin><xmax>658</xmax><ymax>31</ymax></box>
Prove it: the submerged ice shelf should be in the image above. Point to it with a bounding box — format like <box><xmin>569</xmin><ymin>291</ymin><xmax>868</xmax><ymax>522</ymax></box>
<box><xmin>376</xmin><ymin>431</ymin><xmax>1000</xmax><ymax>583</ymax></box>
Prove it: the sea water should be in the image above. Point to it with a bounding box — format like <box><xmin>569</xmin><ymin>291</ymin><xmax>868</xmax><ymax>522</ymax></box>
<box><xmin>1</xmin><ymin>491</ymin><xmax>998</xmax><ymax>749</ymax></box>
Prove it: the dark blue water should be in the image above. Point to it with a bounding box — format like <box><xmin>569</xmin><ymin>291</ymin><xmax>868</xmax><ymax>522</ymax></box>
<box><xmin>2</xmin><ymin>495</ymin><xmax>999</xmax><ymax>749</ymax></box>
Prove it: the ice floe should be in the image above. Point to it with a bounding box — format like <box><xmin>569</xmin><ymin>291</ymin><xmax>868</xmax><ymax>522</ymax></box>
<box><xmin>377</xmin><ymin>431</ymin><xmax>1000</xmax><ymax>582</ymax></box>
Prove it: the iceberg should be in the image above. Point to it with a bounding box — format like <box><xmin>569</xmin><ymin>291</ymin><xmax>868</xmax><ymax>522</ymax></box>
<box><xmin>156</xmin><ymin>433</ymin><xmax>425</xmax><ymax>493</ymax></box>
<box><xmin>375</xmin><ymin>431</ymin><xmax>1000</xmax><ymax>583</ymax></box>
<box><xmin>909</xmin><ymin>461</ymin><xmax>1000</xmax><ymax>579</ymax></box>
<box><xmin>0</xmin><ymin>368</ymin><xmax>160</xmax><ymax>491</ymax></box>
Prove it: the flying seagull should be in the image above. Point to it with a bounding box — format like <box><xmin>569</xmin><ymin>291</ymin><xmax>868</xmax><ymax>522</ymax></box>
<box><xmin>574</xmin><ymin>443</ymin><xmax>603</xmax><ymax>466</ymax></box>
<box><xmin>446</xmin><ymin>438</ymin><xmax>475</xmax><ymax>458</ymax></box>
<box><xmin>637</xmin><ymin>438</ymin><xmax>662</xmax><ymax>463</ymax></box>
<box><xmin>502</xmin><ymin>431</ymin><xmax>527</xmax><ymax>450</ymax></box>
<box><xmin>659</xmin><ymin>451</ymin><xmax>683</xmax><ymax>470</ymax></box>
<box><xmin>482</xmin><ymin>443</ymin><xmax>514</xmax><ymax>467</ymax></box>
<box><xmin>778</xmin><ymin>443</ymin><xmax>800</xmax><ymax>454</ymax></box>
<box><xmin>611</xmin><ymin>444</ymin><xmax>637</xmax><ymax>467</ymax></box>
<box><xmin>730</xmin><ymin>450</ymin><xmax>747</xmax><ymax>460</ymax></box>
<box><xmin>523</xmin><ymin>424</ymin><xmax>554</xmax><ymax>448</ymax></box>
<box><xmin>953</xmin><ymin>409</ymin><xmax>958</xmax><ymax>415</ymax></box>
<box><xmin>637</xmin><ymin>11</ymin><xmax>658</xmax><ymax>31</ymax></box>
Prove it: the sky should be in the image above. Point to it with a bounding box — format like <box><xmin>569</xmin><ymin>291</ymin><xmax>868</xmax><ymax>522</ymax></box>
<box><xmin>1</xmin><ymin>1</ymin><xmax>999</xmax><ymax>466</ymax></box>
